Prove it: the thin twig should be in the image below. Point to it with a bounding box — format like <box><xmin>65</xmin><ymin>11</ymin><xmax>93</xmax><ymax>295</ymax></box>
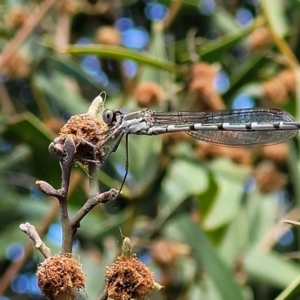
<box><xmin>88</xmin><ymin>162</ymin><xmax>100</xmax><ymax>197</ymax></box>
<box><xmin>19</xmin><ymin>222</ymin><xmax>52</xmax><ymax>258</ymax></box>
<box><xmin>163</xmin><ymin>0</ymin><xmax>184</xmax><ymax>30</ymax></box>
<box><xmin>0</xmin><ymin>200</ymin><xmax>60</xmax><ymax>295</ymax></box>
<box><xmin>70</xmin><ymin>189</ymin><xmax>118</xmax><ymax>228</ymax></box>
<box><xmin>99</xmin><ymin>288</ymin><xmax>108</xmax><ymax>300</ymax></box>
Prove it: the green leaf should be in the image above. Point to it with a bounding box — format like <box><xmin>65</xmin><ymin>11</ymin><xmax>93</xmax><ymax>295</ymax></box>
<box><xmin>162</xmin><ymin>159</ymin><xmax>209</xmax><ymax>203</ymax></box>
<box><xmin>4</xmin><ymin>113</ymin><xmax>60</xmax><ymax>185</ymax></box>
<box><xmin>65</xmin><ymin>44</ymin><xmax>177</xmax><ymax>73</ymax></box>
<box><xmin>275</xmin><ymin>275</ymin><xmax>300</xmax><ymax>300</ymax></box>
<box><xmin>201</xmin><ymin>159</ymin><xmax>249</xmax><ymax>229</ymax></box>
<box><xmin>35</xmin><ymin>71</ymin><xmax>89</xmax><ymax>114</ymax></box>
<box><xmin>262</xmin><ymin>0</ymin><xmax>289</xmax><ymax>37</ymax></box>
<box><xmin>176</xmin><ymin>215</ymin><xmax>246</xmax><ymax>300</ymax></box>
<box><xmin>213</xmin><ymin>6</ymin><xmax>242</xmax><ymax>34</ymax></box>
<box><xmin>0</xmin><ymin>145</ymin><xmax>31</xmax><ymax>174</ymax></box>
<box><xmin>224</xmin><ymin>49</ymin><xmax>270</xmax><ymax>99</ymax></box>
<box><xmin>139</xmin><ymin>21</ymin><xmax>171</xmax><ymax>86</ymax></box>
<box><xmin>245</xmin><ymin>249</ymin><xmax>300</xmax><ymax>288</ymax></box>
<box><xmin>178</xmin><ymin>27</ymin><xmax>252</xmax><ymax>63</ymax></box>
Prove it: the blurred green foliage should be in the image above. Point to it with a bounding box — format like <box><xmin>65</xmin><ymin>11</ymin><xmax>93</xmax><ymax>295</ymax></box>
<box><xmin>1</xmin><ymin>0</ymin><xmax>300</xmax><ymax>299</ymax></box>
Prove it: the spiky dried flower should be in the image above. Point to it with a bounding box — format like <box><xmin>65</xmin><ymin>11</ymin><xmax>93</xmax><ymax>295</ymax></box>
<box><xmin>254</xmin><ymin>161</ymin><xmax>287</xmax><ymax>193</ymax></box>
<box><xmin>105</xmin><ymin>253</ymin><xmax>155</xmax><ymax>300</ymax></box>
<box><xmin>50</xmin><ymin>113</ymin><xmax>108</xmax><ymax>164</ymax></box>
<box><xmin>248</xmin><ymin>27</ymin><xmax>273</xmax><ymax>50</ymax></box>
<box><xmin>0</xmin><ymin>51</ymin><xmax>30</xmax><ymax>78</ymax></box>
<box><xmin>189</xmin><ymin>63</ymin><xmax>225</xmax><ymax>111</ymax></box>
<box><xmin>95</xmin><ymin>26</ymin><xmax>121</xmax><ymax>45</ymax></box>
<box><xmin>134</xmin><ymin>82</ymin><xmax>163</xmax><ymax>108</ymax></box>
<box><xmin>37</xmin><ymin>254</ymin><xmax>86</xmax><ymax>300</ymax></box>
<box><xmin>6</xmin><ymin>6</ymin><xmax>29</xmax><ymax>29</ymax></box>
<box><xmin>261</xmin><ymin>69</ymin><xmax>295</xmax><ymax>105</ymax></box>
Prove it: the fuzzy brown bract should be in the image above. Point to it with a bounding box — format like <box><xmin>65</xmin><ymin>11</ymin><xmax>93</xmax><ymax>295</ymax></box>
<box><xmin>105</xmin><ymin>254</ymin><xmax>155</xmax><ymax>300</ymax></box>
<box><xmin>50</xmin><ymin>113</ymin><xmax>108</xmax><ymax>164</ymax></box>
<box><xmin>36</xmin><ymin>254</ymin><xmax>86</xmax><ymax>300</ymax></box>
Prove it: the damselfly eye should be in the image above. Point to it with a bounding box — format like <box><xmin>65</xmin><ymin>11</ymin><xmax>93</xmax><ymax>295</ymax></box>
<box><xmin>102</xmin><ymin>109</ymin><xmax>114</xmax><ymax>125</ymax></box>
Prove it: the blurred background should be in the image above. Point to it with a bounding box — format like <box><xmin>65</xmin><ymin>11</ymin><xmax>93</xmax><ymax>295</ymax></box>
<box><xmin>1</xmin><ymin>0</ymin><xmax>300</xmax><ymax>299</ymax></box>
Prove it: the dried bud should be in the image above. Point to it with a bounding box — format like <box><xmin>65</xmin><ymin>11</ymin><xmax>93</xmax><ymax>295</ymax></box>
<box><xmin>105</xmin><ymin>253</ymin><xmax>156</xmax><ymax>300</ymax></box>
<box><xmin>37</xmin><ymin>254</ymin><xmax>86</xmax><ymax>300</ymax></box>
<box><xmin>261</xmin><ymin>69</ymin><xmax>295</xmax><ymax>105</ymax></box>
<box><xmin>6</xmin><ymin>6</ymin><xmax>29</xmax><ymax>29</ymax></box>
<box><xmin>53</xmin><ymin>113</ymin><xmax>108</xmax><ymax>164</ymax></box>
<box><xmin>189</xmin><ymin>63</ymin><xmax>225</xmax><ymax>111</ymax></box>
<box><xmin>0</xmin><ymin>51</ymin><xmax>30</xmax><ymax>79</ymax></box>
<box><xmin>151</xmin><ymin>239</ymin><xmax>190</xmax><ymax>266</ymax></box>
<box><xmin>95</xmin><ymin>26</ymin><xmax>121</xmax><ymax>46</ymax></box>
<box><xmin>254</xmin><ymin>161</ymin><xmax>287</xmax><ymax>193</ymax></box>
<box><xmin>195</xmin><ymin>142</ymin><xmax>252</xmax><ymax>164</ymax></box>
<box><xmin>134</xmin><ymin>82</ymin><xmax>163</xmax><ymax>107</ymax></box>
<box><xmin>248</xmin><ymin>27</ymin><xmax>273</xmax><ymax>50</ymax></box>
<box><xmin>262</xmin><ymin>144</ymin><xmax>288</xmax><ymax>164</ymax></box>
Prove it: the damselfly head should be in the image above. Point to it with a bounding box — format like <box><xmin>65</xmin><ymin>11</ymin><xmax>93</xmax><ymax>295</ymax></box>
<box><xmin>102</xmin><ymin>109</ymin><xmax>114</xmax><ymax>125</ymax></box>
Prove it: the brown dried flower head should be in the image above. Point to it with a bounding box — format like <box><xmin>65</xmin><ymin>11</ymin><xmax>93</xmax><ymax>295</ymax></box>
<box><xmin>105</xmin><ymin>253</ymin><xmax>155</xmax><ymax>300</ymax></box>
<box><xmin>51</xmin><ymin>113</ymin><xmax>108</xmax><ymax>164</ymax></box>
<box><xmin>37</xmin><ymin>254</ymin><xmax>86</xmax><ymax>300</ymax></box>
<box><xmin>134</xmin><ymin>82</ymin><xmax>163</xmax><ymax>108</ymax></box>
<box><xmin>189</xmin><ymin>63</ymin><xmax>225</xmax><ymax>111</ymax></box>
<box><xmin>95</xmin><ymin>26</ymin><xmax>121</xmax><ymax>46</ymax></box>
<box><xmin>254</xmin><ymin>161</ymin><xmax>287</xmax><ymax>193</ymax></box>
<box><xmin>261</xmin><ymin>69</ymin><xmax>295</xmax><ymax>106</ymax></box>
<box><xmin>0</xmin><ymin>51</ymin><xmax>30</xmax><ymax>79</ymax></box>
<box><xmin>195</xmin><ymin>142</ymin><xmax>252</xmax><ymax>164</ymax></box>
<box><xmin>151</xmin><ymin>239</ymin><xmax>190</xmax><ymax>266</ymax></box>
<box><xmin>248</xmin><ymin>27</ymin><xmax>273</xmax><ymax>50</ymax></box>
<box><xmin>6</xmin><ymin>6</ymin><xmax>29</xmax><ymax>29</ymax></box>
<box><xmin>262</xmin><ymin>143</ymin><xmax>288</xmax><ymax>164</ymax></box>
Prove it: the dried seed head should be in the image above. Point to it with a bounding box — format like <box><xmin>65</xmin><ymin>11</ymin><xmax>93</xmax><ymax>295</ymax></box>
<box><xmin>95</xmin><ymin>26</ymin><xmax>121</xmax><ymax>45</ymax></box>
<box><xmin>261</xmin><ymin>69</ymin><xmax>295</xmax><ymax>106</ymax></box>
<box><xmin>52</xmin><ymin>113</ymin><xmax>108</xmax><ymax>164</ymax></box>
<box><xmin>151</xmin><ymin>239</ymin><xmax>190</xmax><ymax>266</ymax></box>
<box><xmin>105</xmin><ymin>254</ymin><xmax>155</xmax><ymax>300</ymax></box>
<box><xmin>134</xmin><ymin>82</ymin><xmax>163</xmax><ymax>108</ymax></box>
<box><xmin>0</xmin><ymin>51</ymin><xmax>30</xmax><ymax>78</ymax></box>
<box><xmin>6</xmin><ymin>6</ymin><xmax>29</xmax><ymax>29</ymax></box>
<box><xmin>248</xmin><ymin>27</ymin><xmax>273</xmax><ymax>50</ymax></box>
<box><xmin>195</xmin><ymin>142</ymin><xmax>252</xmax><ymax>165</ymax></box>
<box><xmin>189</xmin><ymin>63</ymin><xmax>225</xmax><ymax>111</ymax></box>
<box><xmin>262</xmin><ymin>144</ymin><xmax>288</xmax><ymax>164</ymax></box>
<box><xmin>37</xmin><ymin>254</ymin><xmax>86</xmax><ymax>300</ymax></box>
<box><xmin>254</xmin><ymin>161</ymin><xmax>287</xmax><ymax>193</ymax></box>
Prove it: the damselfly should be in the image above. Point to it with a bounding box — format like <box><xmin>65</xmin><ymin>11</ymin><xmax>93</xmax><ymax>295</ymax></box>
<box><xmin>91</xmin><ymin>94</ymin><xmax>300</xmax><ymax>195</ymax></box>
